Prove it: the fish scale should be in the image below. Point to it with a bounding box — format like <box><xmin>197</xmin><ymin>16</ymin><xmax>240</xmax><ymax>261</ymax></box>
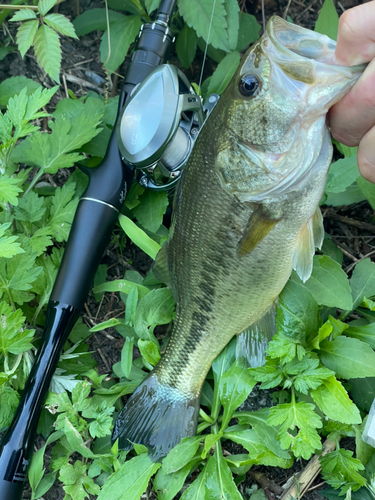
<box><xmin>112</xmin><ymin>16</ymin><xmax>364</xmax><ymax>461</ymax></box>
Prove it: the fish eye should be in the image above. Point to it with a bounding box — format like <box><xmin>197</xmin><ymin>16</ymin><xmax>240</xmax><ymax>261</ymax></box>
<box><xmin>239</xmin><ymin>75</ymin><xmax>260</xmax><ymax>97</ymax></box>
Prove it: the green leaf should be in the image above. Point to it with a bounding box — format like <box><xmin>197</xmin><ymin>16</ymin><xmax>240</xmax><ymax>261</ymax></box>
<box><xmin>201</xmin><ymin>433</ymin><xmax>222</xmax><ymax>459</ymax></box>
<box><xmin>93</xmin><ymin>278</ymin><xmax>150</xmax><ymax>298</ymax></box>
<box><xmin>325</xmin><ymin>156</ymin><xmax>359</xmax><ymax>194</ymax></box>
<box><xmin>267</xmin><ymin>400</ymin><xmax>322</xmax><ymax>459</ymax></box>
<box><xmin>321</xmin><ymin>237</ymin><xmax>343</xmax><ymax>265</ymax></box>
<box><xmin>154</xmin><ymin>457</ymin><xmax>200</xmax><ymax>500</ymax></box>
<box><xmin>320</xmin><ymin>336</ymin><xmax>375</xmax><ymax>379</ymax></box>
<box><xmin>320</xmin><ymin>449</ymin><xmax>366</xmax><ymax>494</ymax></box>
<box><xmin>224</xmin><ymin>0</ymin><xmax>239</xmax><ymax>50</ymax></box>
<box><xmin>125</xmin><ymin>286</ymin><xmax>138</xmax><ymax>326</ymax></box>
<box><xmin>0</xmin><ymin>76</ymin><xmax>40</xmax><ymax>108</ymax></box>
<box><xmin>0</xmin><ymin>176</ymin><xmax>22</xmax><ymax>205</ymax></box>
<box><xmin>100</xmin><ymin>16</ymin><xmax>142</xmax><ymax>72</ymax></box>
<box><xmin>134</xmin><ymin>288</ymin><xmax>175</xmax><ymax>342</ymax></box>
<box><xmin>133</xmin><ymin>190</ymin><xmax>169</xmax><ymax>233</ymax></box>
<box><xmin>178</xmin><ymin>0</ymin><xmax>230</xmax><ymax>52</ymax></box>
<box><xmin>357</xmin><ymin>176</ymin><xmax>375</xmax><ymax>210</ymax></box>
<box><xmin>0</xmin><ymin>385</ymin><xmax>19</xmax><ymax>428</ymax></box>
<box><xmin>43</xmin><ymin>14</ymin><xmax>78</xmax><ymax>38</ymax></box>
<box><xmin>311</xmin><ymin>375</ymin><xmax>361</xmax><ymax>424</ymax></box>
<box><xmin>0</xmin><ymin>302</ymin><xmax>34</xmax><ymax>355</ymax></box>
<box><xmin>162</xmin><ymin>436</ymin><xmax>202</xmax><ymax>474</ymax></box>
<box><xmin>236</xmin><ymin>12</ymin><xmax>260</xmax><ymax>51</ymax></box>
<box><xmin>207</xmin><ymin>50</ymin><xmax>240</xmax><ymax>96</ymax></box>
<box><xmin>324</xmin><ymin>182</ymin><xmax>366</xmax><ymax>207</ymax></box>
<box><xmin>73</xmin><ymin>8</ymin><xmax>125</xmax><ymax>36</ymax></box>
<box><xmin>16</xmin><ymin>20</ymin><xmax>38</xmax><ymax>57</ymax></box>
<box><xmin>64</xmin><ymin>418</ymin><xmax>96</xmax><ymax>458</ymax></box>
<box><xmin>33</xmin><ymin>472</ymin><xmax>57</xmax><ymax>499</ymax></box>
<box><xmin>107</xmin><ymin>0</ymin><xmax>146</xmax><ymax>15</ymax></box>
<box><xmin>145</xmin><ymin>0</ymin><xmax>160</xmax><ymax>14</ymax></box>
<box><xmin>33</xmin><ymin>24</ymin><xmax>61</xmax><ymax>82</ymax></box>
<box><xmin>351</xmin><ymin>259</ymin><xmax>375</xmax><ymax>311</ymax></box>
<box><xmin>120</xmin><ymin>337</ymin><xmax>134</xmax><ymax>378</ymax></box>
<box><xmin>176</xmin><ymin>24</ymin><xmax>197</xmax><ymax>69</ymax></box>
<box><xmin>119</xmin><ymin>214</ymin><xmax>161</xmax><ymax>259</ymax></box>
<box><xmin>10</xmin><ymin>8</ymin><xmax>37</xmax><ymax>21</ymax></box>
<box><xmin>180</xmin><ymin>463</ymin><xmax>209</xmax><ymax>500</ymax></box>
<box><xmin>346</xmin><ymin>322</ymin><xmax>375</xmax><ymax>349</ymax></box>
<box><xmin>302</xmin><ymin>255</ymin><xmax>353</xmax><ymax>310</ymax></box>
<box><xmin>314</xmin><ymin>0</ymin><xmax>339</xmax><ymax>40</ymax></box>
<box><xmin>219</xmin><ymin>361</ymin><xmax>256</xmax><ymax>429</ymax></box>
<box><xmin>205</xmin><ymin>443</ymin><xmax>243</xmax><ymax>499</ymax></box>
<box><xmin>138</xmin><ymin>339</ymin><xmax>160</xmax><ymax>366</ymax></box>
<box><xmin>89</xmin><ymin>318</ymin><xmax>122</xmax><ymax>332</ymax></box>
<box><xmin>47</xmin><ymin>183</ymin><xmax>79</xmax><ymax>242</ymax></box>
<box><xmin>0</xmin><ymin>224</ymin><xmax>23</xmax><ymax>259</ymax></box>
<box><xmin>97</xmin><ymin>453</ymin><xmax>161</xmax><ymax>500</ymax></box>
<box><xmin>14</xmin><ymin>191</ymin><xmax>45</xmax><ymax>223</ymax></box>
<box><xmin>38</xmin><ymin>0</ymin><xmax>56</xmax><ymax>16</ymax></box>
<box><xmin>60</xmin><ymin>460</ymin><xmax>100</xmax><ymax>500</ymax></box>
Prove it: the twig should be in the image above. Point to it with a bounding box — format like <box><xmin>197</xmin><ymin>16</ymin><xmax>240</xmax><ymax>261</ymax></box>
<box><xmin>307</xmin><ymin>481</ymin><xmax>326</xmax><ymax>492</ymax></box>
<box><xmin>345</xmin><ymin>249</ymin><xmax>375</xmax><ymax>273</ymax></box>
<box><xmin>295</xmin><ymin>0</ymin><xmax>320</xmax><ymax>19</ymax></box>
<box><xmin>64</xmin><ymin>73</ymin><xmax>104</xmax><ymax>94</ymax></box>
<box><xmin>283</xmin><ymin>0</ymin><xmax>293</xmax><ymax>19</ymax></box>
<box><xmin>325</xmin><ymin>211</ymin><xmax>375</xmax><ymax>232</ymax></box>
<box><xmin>250</xmin><ymin>471</ymin><xmax>284</xmax><ymax>496</ymax></box>
<box><xmin>97</xmin><ymin>348</ymin><xmax>111</xmax><ymax>373</ymax></box>
<box><xmin>332</xmin><ymin>240</ymin><xmax>358</xmax><ymax>262</ymax></box>
<box><xmin>62</xmin><ymin>73</ymin><xmax>69</xmax><ymax>99</ymax></box>
<box><xmin>280</xmin><ymin>439</ymin><xmax>336</xmax><ymax>500</ymax></box>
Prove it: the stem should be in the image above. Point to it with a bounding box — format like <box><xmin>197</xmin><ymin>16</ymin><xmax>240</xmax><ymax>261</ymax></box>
<box><xmin>23</xmin><ymin>170</ymin><xmax>43</xmax><ymax>196</ymax></box>
<box><xmin>0</xmin><ymin>4</ymin><xmax>37</xmax><ymax>9</ymax></box>
<box><xmin>8</xmin><ymin>354</ymin><xmax>22</xmax><ymax>376</ymax></box>
<box><xmin>199</xmin><ymin>408</ymin><xmax>214</xmax><ymax>424</ymax></box>
<box><xmin>197</xmin><ymin>422</ymin><xmax>211</xmax><ymax>435</ymax></box>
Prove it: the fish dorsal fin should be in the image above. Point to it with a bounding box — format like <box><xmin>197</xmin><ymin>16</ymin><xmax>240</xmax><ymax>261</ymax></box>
<box><xmin>292</xmin><ymin>207</ymin><xmax>324</xmax><ymax>282</ymax></box>
<box><xmin>236</xmin><ymin>303</ymin><xmax>276</xmax><ymax>368</ymax></box>
<box><xmin>238</xmin><ymin>206</ymin><xmax>281</xmax><ymax>257</ymax></box>
<box><xmin>152</xmin><ymin>242</ymin><xmax>170</xmax><ymax>286</ymax></box>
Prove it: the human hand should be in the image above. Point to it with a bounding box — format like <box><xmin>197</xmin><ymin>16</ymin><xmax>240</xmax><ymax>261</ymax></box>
<box><xmin>329</xmin><ymin>1</ymin><xmax>375</xmax><ymax>183</ymax></box>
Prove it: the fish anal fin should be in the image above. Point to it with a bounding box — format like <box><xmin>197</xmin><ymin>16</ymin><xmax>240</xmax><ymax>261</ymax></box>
<box><xmin>236</xmin><ymin>303</ymin><xmax>276</xmax><ymax>368</ymax></box>
<box><xmin>112</xmin><ymin>374</ymin><xmax>199</xmax><ymax>462</ymax></box>
<box><xmin>292</xmin><ymin>207</ymin><xmax>324</xmax><ymax>283</ymax></box>
<box><xmin>152</xmin><ymin>242</ymin><xmax>170</xmax><ymax>286</ymax></box>
<box><xmin>238</xmin><ymin>207</ymin><xmax>280</xmax><ymax>257</ymax></box>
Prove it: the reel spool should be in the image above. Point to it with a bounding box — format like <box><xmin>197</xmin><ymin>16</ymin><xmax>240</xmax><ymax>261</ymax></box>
<box><xmin>117</xmin><ymin>64</ymin><xmax>218</xmax><ymax>190</ymax></box>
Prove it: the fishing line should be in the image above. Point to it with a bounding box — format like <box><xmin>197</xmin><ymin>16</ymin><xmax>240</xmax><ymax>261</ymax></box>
<box><xmin>198</xmin><ymin>0</ymin><xmax>218</xmax><ymax>92</ymax></box>
<box><xmin>261</xmin><ymin>0</ymin><xmax>266</xmax><ymax>33</ymax></box>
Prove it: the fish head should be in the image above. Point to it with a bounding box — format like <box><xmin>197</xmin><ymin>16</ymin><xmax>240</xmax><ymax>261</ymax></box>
<box><xmin>215</xmin><ymin>16</ymin><xmax>364</xmax><ymax>200</ymax></box>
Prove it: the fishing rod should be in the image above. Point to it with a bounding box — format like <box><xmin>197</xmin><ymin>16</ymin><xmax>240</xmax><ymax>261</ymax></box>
<box><xmin>0</xmin><ymin>0</ymin><xmax>189</xmax><ymax>497</ymax></box>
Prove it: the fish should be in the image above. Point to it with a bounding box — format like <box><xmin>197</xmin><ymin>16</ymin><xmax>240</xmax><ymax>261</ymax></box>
<box><xmin>112</xmin><ymin>16</ymin><xmax>363</xmax><ymax>461</ymax></box>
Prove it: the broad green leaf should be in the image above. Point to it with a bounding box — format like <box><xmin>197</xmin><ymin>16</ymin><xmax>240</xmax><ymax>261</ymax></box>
<box><xmin>73</xmin><ymin>8</ymin><xmax>125</xmax><ymax>36</ymax></box>
<box><xmin>314</xmin><ymin>0</ymin><xmax>339</xmax><ymax>40</ymax></box>
<box><xmin>33</xmin><ymin>24</ymin><xmax>61</xmax><ymax>82</ymax></box>
<box><xmin>162</xmin><ymin>436</ymin><xmax>202</xmax><ymax>474</ymax></box>
<box><xmin>320</xmin><ymin>336</ymin><xmax>375</xmax><ymax>379</ymax></box>
<box><xmin>120</xmin><ymin>337</ymin><xmax>134</xmax><ymax>378</ymax></box>
<box><xmin>205</xmin><ymin>444</ymin><xmax>243</xmax><ymax>499</ymax></box>
<box><xmin>138</xmin><ymin>339</ymin><xmax>160</xmax><ymax>366</ymax></box>
<box><xmin>0</xmin><ymin>385</ymin><xmax>19</xmax><ymax>428</ymax></box>
<box><xmin>125</xmin><ymin>286</ymin><xmax>138</xmax><ymax>326</ymax></box>
<box><xmin>10</xmin><ymin>8</ymin><xmax>37</xmax><ymax>21</ymax></box>
<box><xmin>176</xmin><ymin>24</ymin><xmax>197</xmax><ymax>68</ymax></box>
<box><xmin>349</xmin><ymin>377</ymin><xmax>375</xmax><ymax>412</ymax></box>
<box><xmin>224</xmin><ymin>0</ymin><xmax>239</xmax><ymax>50</ymax></box>
<box><xmin>16</xmin><ymin>20</ymin><xmax>38</xmax><ymax>57</ymax></box>
<box><xmin>28</xmin><ymin>431</ymin><xmax>63</xmax><ymax>492</ymax></box>
<box><xmin>0</xmin><ymin>176</ymin><xmax>22</xmax><ymax>205</ymax></box>
<box><xmin>0</xmin><ymin>302</ymin><xmax>34</xmax><ymax>355</ymax></box>
<box><xmin>201</xmin><ymin>433</ymin><xmax>222</xmax><ymax>459</ymax></box>
<box><xmin>133</xmin><ymin>190</ymin><xmax>169</xmax><ymax>233</ymax></box>
<box><xmin>97</xmin><ymin>453</ymin><xmax>161</xmax><ymax>500</ymax></box>
<box><xmin>100</xmin><ymin>16</ymin><xmax>142</xmax><ymax>72</ymax></box>
<box><xmin>0</xmin><ymin>76</ymin><xmax>40</xmax><ymax>108</ymax></box>
<box><xmin>180</xmin><ymin>463</ymin><xmax>208</xmax><ymax>500</ymax></box>
<box><xmin>346</xmin><ymin>322</ymin><xmax>375</xmax><ymax>349</ymax></box>
<box><xmin>325</xmin><ymin>156</ymin><xmax>359</xmax><ymax>194</ymax></box>
<box><xmin>60</xmin><ymin>460</ymin><xmax>100</xmax><ymax>500</ymax></box>
<box><xmin>145</xmin><ymin>0</ymin><xmax>160</xmax><ymax>14</ymax></box>
<box><xmin>351</xmin><ymin>259</ymin><xmax>375</xmax><ymax>311</ymax></box>
<box><xmin>154</xmin><ymin>457</ymin><xmax>200</xmax><ymax>500</ymax></box>
<box><xmin>236</xmin><ymin>12</ymin><xmax>260</xmax><ymax>51</ymax></box>
<box><xmin>47</xmin><ymin>182</ymin><xmax>79</xmax><ymax>242</ymax></box>
<box><xmin>207</xmin><ymin>50</ymin><xmax>240</xmax><ymax>95</ymax></box>
<box><xmin>324</xmin><ymin>182</ymin><xmax>367</xmax><ymax>207</ymax></box>
<box><xmin>219</xmin><ymin>361</ymin><xmax>256</xmax><ymax>429</ymax></box>
<box><xmin>43</xmin><ymin>14</ymin><xmax>78</xmax><ymax>38</ymax></box>
<box><xmin>107</xmin><ymin>0</ymin><xmax>146</xmax><ymax>15</ymax></box>
<box><xmin>33</xmin><ymin>472</ymin><xmax>57</xmax><ymax>499</ymax></box>
<box><xmin>0</xmin><ymin>224</ymin><xmax>23</xmax><ymax>259</ymax></box>
<box><xmin>119</xmin><ymin>214</ymin><xmax>161</xmax><ymax>259</ymax></box>
<box><xmin>320</xmin><ymin>449</ymin><xmax>366</xmax><ymax>494</ymax></box>
<box><xmin>134</xmin><ymin>288</ymin><xmax>175</xmax><ymax>342</ymax></box>
<box><xmin>311</xmin><ymin>375</ymin><xmax>361</xmax><ymax>425</ymax></box>
<box><xmin>357</xmin><ymin>176</ymin><xmax>375</xmax><ymax>210</ymax></box>
<box><xmin>93</xmin><ymin>278</ymin><xmax>150</xmax><ymax>298</ymax></box>
<box><xmin>178</xmin><ymin>0</ymin><xmax>230</xmax><ymax>52</ymax></box>
<box><xmin>302</xmin><ymin>255</ymin><xmax>352</xmax><ymax>310</ymax></box>
<box><xmin>14</xmin><ymin>190</ymin><xmax>45</xmax><ymax>223</ymax></box>
<box><xmin>321</xmin><ymin>237</ymin><xmax>343</xmax><ymax>265</ymax></box>
<box><xmin>38</xmin><ymin>0</ymin><xmax>56</xmax><ymax>16</ymax></box>
<box><xmin>64</xmin><ymin>418</ymin><xmax>96</xmax><ymax>458</ymax></box>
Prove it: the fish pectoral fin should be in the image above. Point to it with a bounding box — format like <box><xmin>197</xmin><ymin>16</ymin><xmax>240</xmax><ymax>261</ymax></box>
<box><xmin>238</xmin><ymin>206</ymin><xmax>281</xmax><ymax>256</ymax></box>
<box><xmin>152</xmin><ymin>241</ymin><xmax>170</xmax><ymax>286</ymax></box>
<box><xmin>292</xmin><ymin>207</ymin><xmax>323</xmax><ymax>282</ymax></box>
<box><xmin>236</xmin><ymin>303</ymin><xmax>276</xmax><ymax>368</ymax></box>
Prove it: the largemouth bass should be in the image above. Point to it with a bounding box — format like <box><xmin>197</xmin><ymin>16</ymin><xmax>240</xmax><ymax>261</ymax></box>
<box><xmin>112</xmin><ymin>16</ymin><xmax>363</xmax><ymax>461</ymax></box>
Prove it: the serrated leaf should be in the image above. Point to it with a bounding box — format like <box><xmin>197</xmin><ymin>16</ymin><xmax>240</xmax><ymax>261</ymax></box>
<box><xmin>38</xmin><ymin>0</ymin><xmax>56</xmax><ymax>16</ymax></box>
<box><xmin>176</xmin><ymin>24</ymin><xmax>197</xmax><ymax>69</ymax></box>
<box><xmin>178</xmin><ymin>0</ymin><xmax>230</xmax><ymax>52</ymax></box>
<box><xmin>314</xmin><ymin>0</ymin><xmax>339</xmax><ymax>40</ymax></box>
<box><xmin>134</xmin><ymin>288</ymin><xmax>175</xmax><ymax>342</ymax></box>
<box><xmin>100</xmin><ymin>15</ymin><xmax>142</xmax><ymax>72</ymax></box>
<box><xmin>10</xmin><ymin>8</ymin><xmax>37</xmax><ymax>21</ymax></box>
<box><xmin>47</xmin><ymin>183</ymin><xmax>79</xmax><ymax>242</ymax></box>
<box><xmin>119</xmin><ymin>214</ymin><xmax>161</xmax><ymax>259</ymax></box>
<box><xmin>320</xmin><ymin>449</ymin><xmax>366</xmax><ymax>494</ymax></box>
<box><xmin>132</xmin><ymin>190</ymin><xmax>169</xmax><ymax>233</ymax></box>
<box><xmin>325</xmin><ymin>156</ymin><xmax>359</xmax><ymax>194</ymax></box>
<box><xmin>34</xmin><ymin>24</ymin><xmax>61</xmax><ymax>82</ymax></box>
<box><xmin>311</xmin><ymin>375</ymin><xmax>361</xmax><ymax>424</ymax></box>
<box><xmin>302</xmin><ymin>255</ymin><xmax>353</xmax><ymax>310</ymax></box>
<box><xmin>207</xmin><ymin>50</ymin><xmax>240</xmax><ymax>95</ymax></box>
<box><xmin>224</xmin><ymin>0</ymin><xmax>239</xmax><ymax>50</ymax></box>
<box><xmin>64</xmin><ymin>418</ymin><xmax>95</xmax><ymax>458</ymax></box>
<box><xmin>0</xmin><ymin>385</ymin><xmax>20</xmax><ymax>428</ymax></box>
<box><xmin>97</xmin><ymin>453</ymin><xmax>160</xmax><ymax>500</ymax></box>
<box><xmin>73</xmin><ymin>8</ymin><xmax>125</xmax><ymax>36</ymax></box>
<box><xmin>320</xmin><ymin>336</ymin><xmax>375</xmax><ymax>379</ymax></box>
<box><xmin>0</xmin><ymin>224</ymin><xmax>23</xmax><ymax>259</ymax></box>
<box><xmin>0</xmin><ymin>76</ymin><xmax>40</xmax><ymax>108</ymax></box>
<box><xmin>16</xmin><ymin>20</ymin><xmax>38</xmax><ymax>58</ymax></box>
<box><xmin>43</xmin><ymin>14</ymin><xmax>78</xmax><ymax>38</ymax></box>
<box><xmin>0</xmin><ymin>301</ymin><xmax>34</xmax><ymax>355</ymax></box>
<box><xmin>0</xmin><ymin>176</ymin><xmax>22</xmax><ymax>205</ymax></box>
<box><xmin>14</xmin><ymin>190</ymin><xmax>45</xmax><ymax>223</ymax></box>
<box><xmin>351</xmin><ymin>259</ymin><xmax>375</xmax><ymax>311</ymax></box>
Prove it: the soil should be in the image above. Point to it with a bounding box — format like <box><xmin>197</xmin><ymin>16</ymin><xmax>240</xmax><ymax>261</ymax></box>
<box><xmin>1</xmin><ymin>0</ymin><xmax>374</xmax><ymax>499</ymax></box>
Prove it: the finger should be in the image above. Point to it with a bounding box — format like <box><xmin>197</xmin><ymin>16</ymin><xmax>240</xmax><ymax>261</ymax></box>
<box><xmin>329</xmin><ymin>57</ymin><xmax>375</xmax><ymax>146</ymax></box>
<box><xmin>335</xmin><ymin>3</ymin><xmax>375</xmax><ymax>66</ymax></box>
<box><xmin>357</xmin><ymin>125</ymin><xmax>375</xmax><ymax>183</ymax></box>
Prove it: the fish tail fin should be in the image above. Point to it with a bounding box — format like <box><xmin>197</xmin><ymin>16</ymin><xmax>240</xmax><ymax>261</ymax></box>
<box><xmin>111</xmin><ymin>374</ymin><xmax>199</xmax><ymax>462</ymax></box>
<box><xmin>236</xmin><ymin>303</ymin><xmax>276</xmax><ymax>368</ymax></box>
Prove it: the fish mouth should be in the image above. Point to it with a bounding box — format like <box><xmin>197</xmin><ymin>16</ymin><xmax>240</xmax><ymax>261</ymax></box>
<box><xmin>267</xmin><ymin>16</ymin><xmax>363</xmax><ymax>71</ymax></box>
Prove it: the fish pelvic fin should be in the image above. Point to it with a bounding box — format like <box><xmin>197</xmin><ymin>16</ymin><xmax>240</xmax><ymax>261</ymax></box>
<box><xmin>236</xmin><ymin>303</ymin><xmax>276</xmax><ymax>368</ymax></box>
<box><xmin>111</xmin><ymin>374</ymin><xmax>199</xmax><ymax>462</ymax></box>
<box><xmin>292</xmin><ymin>207</ymin><xmax>324</xmax><ymax>282</ymax></box>
<box><xmin>238</xmin><ymin>206</ymin><xmax>281</xmax><ymax>257</ymax></box>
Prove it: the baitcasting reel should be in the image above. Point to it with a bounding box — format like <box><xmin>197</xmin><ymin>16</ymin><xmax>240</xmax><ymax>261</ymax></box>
<box><xmin>117</xmin><ymin>64</ymin><xmax>219</xmax><ymax>190</ymax></box>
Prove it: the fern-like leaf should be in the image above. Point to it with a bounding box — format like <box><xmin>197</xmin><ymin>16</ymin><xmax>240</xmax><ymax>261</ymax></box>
<box><xmin>43</xmin><ymin>14</ymin><xmax>78</xmax><ymax>38</ymax></box>
<box><xmin>34</xmin><ymin>24</ymin><xmax>61</xmax><ymax>82</ymax></box>
<box><xmin>16</xmin><ymin>20</ymin><xmax>39</xmax><ymax>58</ymax></box>
<box><xmin>10</xmin><ymin>9</ymin><xmax>37</xmax><ymax>22</ymax></box>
